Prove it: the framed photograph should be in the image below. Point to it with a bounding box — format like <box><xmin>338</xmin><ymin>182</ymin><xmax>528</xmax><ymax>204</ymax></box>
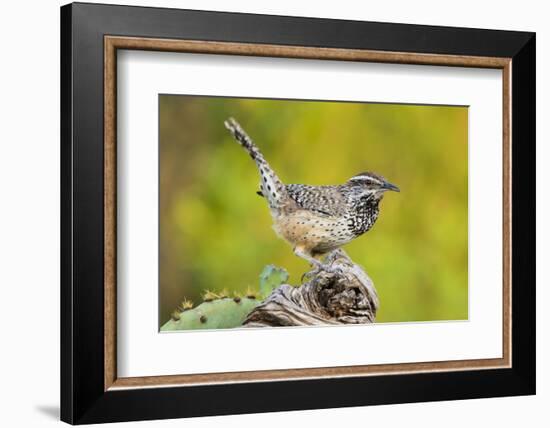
<box><xmin>60</xmin><ymin>2</ymin><xmax>535</xmax><ymax>424</ymax></box>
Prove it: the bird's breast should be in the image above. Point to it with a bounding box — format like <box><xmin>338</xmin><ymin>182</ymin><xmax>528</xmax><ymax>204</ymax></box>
<box><xmin>346</xmin><ymin>203</ymin><xmax>380</xmax><ymax>236</ymax></box>
<box><xmin>272</xmin><ymin>210</ymin><xmax>354</xmax><ymax>253</ymax></box>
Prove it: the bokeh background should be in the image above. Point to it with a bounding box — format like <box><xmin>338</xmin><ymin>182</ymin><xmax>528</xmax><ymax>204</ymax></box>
<box><xmin>159</xmin><ymin>95</ymin><xmax>468</xmax><ymax>327</ymax></box>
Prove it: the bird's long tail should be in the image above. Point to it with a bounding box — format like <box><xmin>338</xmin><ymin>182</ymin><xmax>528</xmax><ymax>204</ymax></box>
<box><xmin>224</xmin><ymin>118</ymin><xmax>289</xmax><ymax>211</ymax></box>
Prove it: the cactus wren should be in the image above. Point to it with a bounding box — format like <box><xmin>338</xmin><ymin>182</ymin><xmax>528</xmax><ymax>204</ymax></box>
<box><xmin>224</xmin><ymin>118</ymin><xmax>399</xmax><ymax>273</ymax></box>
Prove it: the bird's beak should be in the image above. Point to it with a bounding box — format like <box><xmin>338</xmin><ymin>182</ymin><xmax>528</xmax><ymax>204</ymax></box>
<box><xmin>382</xmin><ymin>180</ymin><xmax>400</xmax><ymax>192</ymax></box>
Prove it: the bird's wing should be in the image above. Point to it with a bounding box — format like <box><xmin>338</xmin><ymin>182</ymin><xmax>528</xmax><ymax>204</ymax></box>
<box><xmin>285</xmin><ymin>184</ymin><xmax>347</xmax><ymax>217</ymax></box>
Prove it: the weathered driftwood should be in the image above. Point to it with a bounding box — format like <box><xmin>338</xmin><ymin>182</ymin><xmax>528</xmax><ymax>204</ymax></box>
<box><xmin>243</xmin><ymin>249</ymin><xmax>379</xmax><ymax>327</ymax></box>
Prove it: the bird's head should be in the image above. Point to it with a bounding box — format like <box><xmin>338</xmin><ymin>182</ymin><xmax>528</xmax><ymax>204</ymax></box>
<box><xmin>347</xmin><ymin>171</ymin><xmax>400</xmax><ymax>200</ymax></box>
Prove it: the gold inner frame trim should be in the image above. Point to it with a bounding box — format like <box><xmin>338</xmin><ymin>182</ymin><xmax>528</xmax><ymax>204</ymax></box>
<box><xmin>104</xmin><ymin>35</ymin><xmax>512</xmax><ymax>391</ymax></box>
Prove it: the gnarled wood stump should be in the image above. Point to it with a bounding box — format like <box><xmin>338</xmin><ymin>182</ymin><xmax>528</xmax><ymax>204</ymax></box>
<box><xmin>243</xmin><ymin>249</ymin><xmax>379</xmax><ymax>327</ymax></box>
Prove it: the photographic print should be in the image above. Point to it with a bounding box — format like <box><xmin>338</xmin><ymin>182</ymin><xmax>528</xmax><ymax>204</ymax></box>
<box><xmin>159</xmin><ymin>95</ymin><xmax>468</xmax><ymax>331</ymax></box>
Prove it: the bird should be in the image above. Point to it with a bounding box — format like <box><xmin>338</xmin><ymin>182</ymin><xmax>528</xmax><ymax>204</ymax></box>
<box><xmin>224</xmin><ymin>117</ymin><xmax>399</xmax><ymax>274</ymax></box>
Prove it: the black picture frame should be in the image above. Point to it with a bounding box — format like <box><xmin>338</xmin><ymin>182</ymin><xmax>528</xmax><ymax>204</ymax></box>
<box><xmin>61</xmin><ymin>2</ymin><xmax>535</xmax><ymax>424</ymax></box>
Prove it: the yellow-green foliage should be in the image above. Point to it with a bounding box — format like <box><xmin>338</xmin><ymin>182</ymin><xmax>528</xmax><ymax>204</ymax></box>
<box><xmin>159</xmin><ymin>96</ymin><xmax>468</xmax><ymax>326</ymax></box>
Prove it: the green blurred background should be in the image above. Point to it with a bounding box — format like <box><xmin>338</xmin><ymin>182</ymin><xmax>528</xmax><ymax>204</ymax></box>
<box><xmin>159</xmin><ymin>95</ymin><xmax>468</xmax><ymax>327</ymax></box>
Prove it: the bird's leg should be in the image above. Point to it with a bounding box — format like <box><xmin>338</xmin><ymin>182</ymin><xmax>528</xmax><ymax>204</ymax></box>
<box><xmin>294</xmin><ymin>247</ymin><xmax>324</xmax><ymax>276</ymax></box>
<box><xmin>294</xmin><ymin>246</ymin><xmax>344</xmax><ymax>279</ymax></box>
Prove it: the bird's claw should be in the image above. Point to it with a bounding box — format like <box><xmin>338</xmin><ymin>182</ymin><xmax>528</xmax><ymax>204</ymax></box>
<box><xmin>321</xmin><ymin>264</ymin><xmax>346</xmax><ymax>276</ymax></box>
<box><xmin>301</xmin><ymin>263</ymin><xmax>345</xmax><ymax>282</ymax></box>
<box><xmin>301</xmin><ymin>266</ymin><xmax>321</xmax><ymax>282</ymax></box>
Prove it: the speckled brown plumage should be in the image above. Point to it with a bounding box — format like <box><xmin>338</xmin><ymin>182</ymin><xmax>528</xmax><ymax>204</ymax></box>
<box><xmin>224</xmin><ymin>118</ymin><xmax>399</xmax><ymax>272</ymax></box>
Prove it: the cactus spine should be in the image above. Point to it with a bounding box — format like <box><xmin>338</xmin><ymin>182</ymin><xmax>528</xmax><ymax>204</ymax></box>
<box><xmin>160</xmin><ymin>265</ymin><xmax>289</xmax><ymax>331</ymax></box>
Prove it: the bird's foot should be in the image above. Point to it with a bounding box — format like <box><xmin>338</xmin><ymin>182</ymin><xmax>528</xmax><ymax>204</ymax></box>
<box><xmin>301</xmin><ymin>262</ymin><xmax>345</xmax><ymax>282</ymax></box>
<box><xmin>319</xmin><ymin>263</ymin><xmax>346</xmax><ymax>276</ymax></box>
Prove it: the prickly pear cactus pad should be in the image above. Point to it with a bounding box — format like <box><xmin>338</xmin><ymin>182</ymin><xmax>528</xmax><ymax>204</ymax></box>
<box><xmin>259</xmin><ymin>264</ymin><xmax>289</xmax><ymax>299</ymax></box>
<box><xmin>161</xmin><ymin>265</ymin><xmax>290</xmax><ymax>332</ymax></box>
<box><xmin>161</xmin><ymin>297</ymin><xmax>260</xmax><ymax>331</ymax></box>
